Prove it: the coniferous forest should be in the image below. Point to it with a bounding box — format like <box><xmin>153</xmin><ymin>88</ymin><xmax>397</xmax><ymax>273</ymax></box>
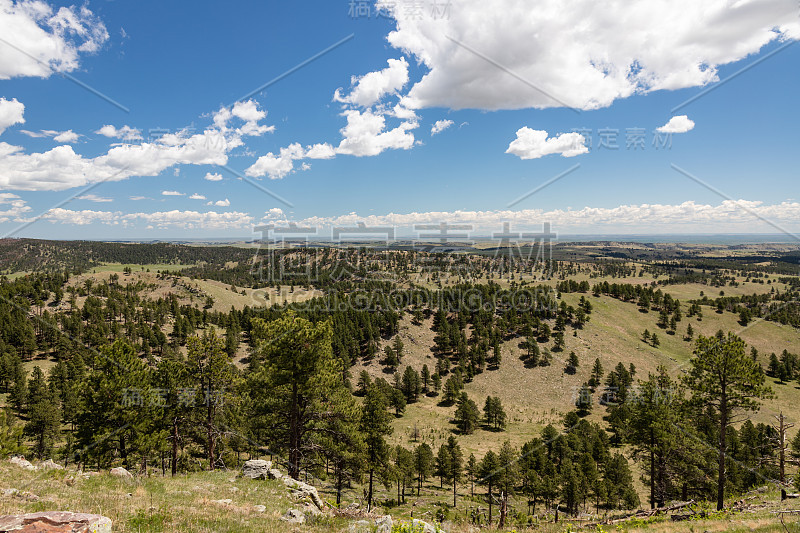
<box><xmin>1</xmin><ymin>239</ymin><xmax>799</xmax><ymax>530</ymax></box>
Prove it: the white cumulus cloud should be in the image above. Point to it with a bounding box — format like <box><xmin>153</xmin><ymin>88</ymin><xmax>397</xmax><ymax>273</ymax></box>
<box><xmin>53</xmin><ymin>130</ymin><xmax>79</xmax><ymax>143</ymax></box>
<box><xmin>506</xmin><ymin>128</ymin><xmax>588</xmax><ymax>159</ymax></box>
<box><xmin>189</xmin><ymin>193</ymin><xmax>206</xmax><ymax>200</ymax></box>
<box><xmin>95</xmin><ymin>124</ymin><xmax>142</xmax><ymax>141</ymax></box>
<box><xmin>334</xmin><ymin>57</ymin><xmax>410</xmax><ymax>108</ymax></box>
<box><xmin>657</xmin><ymin>115</ymin><xmax>695</xmax><ymax>134</ymax></box>
<box><xmin>378</xmin><ymin>0</ymin><xmax>800</xmax><ymax>111</ymax></box>
<box><xmin>213</xmin><ymin>100</ymin><xmax>274</xmax><ymax>137</ymax></box>
<box><xmin>291</xmin><ymin>200</ymin><xmax>800</xmax><ymax>233</ymax></box>
<box><xmin>431</xmin><ymin>119</ymin><xmax>453</xmax><ymax>136</ymax></box>
<box><xmin>0</xmin><ymin>192</ymin><xmax>32</xmax><ymax>223</ymax></box>
<box><xmin>0</xmin><ymin>0</ymin><xmax>109</xmax><ymax>79</ymax></box>
<box><xmin>206</xmin><ymin>198</ymin><xmax>230</xmax><ymax>207</ymax></box>
<box><xmin>0</xmin><ymin>98</ymin><xmax>25</xmax><ymax>135</ymax></box>
<box><xmin>161</xmin><ymin>190</ymin><xmax>183</xmax><ymax>196</ymax></box>
<box><xmin>0</xmin><ymin>100</ymin><xmax>269</xmax><ymax>192</ymax></box>
<box><xmin>335</xmin><ymin>109</ymin><xmax>416</xmax><ymax>157</ymax></box>
<box><xmin>43</xmin><ymin>208</ymin><xmax>252</xmax><ymax>229</ymax></box>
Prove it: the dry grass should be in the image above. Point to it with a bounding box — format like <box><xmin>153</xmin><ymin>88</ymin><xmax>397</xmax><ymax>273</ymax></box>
<box><xmin>0</xmin><ymin>462</ymin><xmax>347</xmax><ymax>533</ymax></box>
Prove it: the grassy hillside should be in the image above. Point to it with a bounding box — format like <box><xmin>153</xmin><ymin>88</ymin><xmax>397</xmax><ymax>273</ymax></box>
<box><xmin>0</xmin><ymin>460</ymin><xmax>796</xmax><ymax>533</ymax></box>
<box><xmin>353</xmin><ymin>292</ymin><xmax>800</xmax><ymax>457</ymax></box>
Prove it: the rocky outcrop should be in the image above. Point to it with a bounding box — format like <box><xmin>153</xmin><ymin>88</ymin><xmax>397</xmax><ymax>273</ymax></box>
<box><xmin>241</xmin><ymin>459</ymin><xmax>283</xmax><ymax>480</ymax></box>
<box><xmin>8</xmin><ymin>457</ymin><xmax>35</xmax><ymax>471</ymax></box>
<box><xmin>0</xmin><ymin>489</ymin><xmax>39</xmax><ymax>502</ymax></box>
<box><xmin>39</xmin><ymin>460</ymin><xmax>63</xmax><ymax>471</ymax></box>
<box><xmin>283</xmin><ymin>476</ymin><xmax>325</xmax><ymax>510</ymax></box>
<box><xmin>0</xmin><ymin>511</ymin><xmax>111</xmax><ymax>532</ymax></box>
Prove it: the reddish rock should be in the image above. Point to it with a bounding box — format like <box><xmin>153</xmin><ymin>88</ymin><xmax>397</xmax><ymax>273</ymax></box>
<box><xmin>0</xmin><ymin>512</ymin><xmax>111</xmax><ymax>532</ymax></box>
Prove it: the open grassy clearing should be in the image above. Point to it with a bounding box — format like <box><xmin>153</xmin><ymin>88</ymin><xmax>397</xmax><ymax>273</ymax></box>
<box><xmin>353</xmin><ymin>292</ymin><xmax>800</xmax><ymax>466</ymax></box>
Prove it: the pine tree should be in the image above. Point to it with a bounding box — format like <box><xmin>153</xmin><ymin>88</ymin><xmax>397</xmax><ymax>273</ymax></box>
<box><xmin>651</xmin><ymin>333</ymin><xmax>660</xmax><ymax>348</ymax></box>
<box><xmin>413</xmin><ymin>443</ymin><xmax>434</xmax><ymax>495</ymax></box>
<box><xmin>0</xmin><ymin>408</ymin><xmax>25</xmax><ymax>458</ymax></box>
<box><xmin>496</xmin><ymin>441</ymin><xmax>519</xmax><ymax>527</ymax></box>
<box><xmin>356</xmin><ymin>370</ymin><xmax>372</xmax><ymax>396</ymax></box>
<box><xmin>392</xmin><ymin>336</ymin><xmax>404</xmax><ymax>363</ymax></box>
<box><xmin>589</xmin><ymin>358</ymin><xmax>604</xmax><ymax>390</ymax></box>
<box><xmin>454</xmin><ymin>392</ymin><xmax>480</xmax><ymax>435</ymax></box>
<box><xmin>483</xmin><ymin>396</ymin><xmax>507</xmax><ymax>431</ymax></box>
<box><xmin>393</xmin><ymin>445</ymin><xmax>414</xmax><ymax>504</ymax></box>
<box><xmin>443</xmin><ymin>374</ymin><xmax>462</xmax><ymax>404</ymax></box>
<box><xmin>400</xmin><ymin>366</ymin><xmax>421</xmax><ymax>402</ymax></box>
<box><xmin>76</xmin><ymin>341</ymin><xmax>154</xmax><ymax>469</ymax></box>
<box><xmin>431</xmin><ymin>373</ymin><xmax>441</xmax><ymax>395</ymax></box>
<box><xmin>478</xmin><ymin>450</ymin><xmax>500</xmax><ymax>526</ymax></box>
<box><xmin>553</xmin><ymin>331</ymin><xmax>565</xmax><ymax>352</ymax></box>
<box><xmin>491</xmin><ymin>339</ymin><xmax>502</xmax><ymax>368</ymax></box>
<box><xmin>250</xmin><ymin>312</ymin><xmax>354</xmax><ymax>479</ymax></box>
<box><xmin>24</xmin><ymin>387</ymin><xmax>60</xmax><ymax>459</ymax></box>
<box><xmin>421</xmin><ymin>364</ymin><xmax>431</xmax><ymax>393</ymax></box>
<box><xmin>575</xmin><ymin>382</ymin><xmax>593</xmax><ymax>414</ymax></box>
<box><xmin>466</xmin><ymin>453</ymin><xmax>477</xmax><ymax>497</ymax></box>
<box><xmin>628</xmin><ymin>366</ymin><xmax>702</xmax><ymax>508</ymax></box>
<box><xmin>446</xmin><ymin>436</ymin><xmax>463</xmax><ymax>507</ymax></box>
<box><xmin>683</xmin><ymin>333</ymin><xmax>773</xmax><ymax>510</ymax></box>
<box><xmin>10</xmin><ymin>362</ymin><xmax>27</xmax><ymax>415</ymax></box>
<box><xmin>26</xmin><ymin>366</ymin><xmax>47</xmax><ymax>409</ymax></box>
<box><xmin>186</xmin><ymin>330</ymin><xmax>238</xmax><ymax>471</ymax></box>
<box><xmin>360</xmin><ymin>385</ymin><xmax>392</xmax><ymax>511</ymax></box>
<box><xmin>435</xmin><ymin>442</ymin><xmax>452</xmax><ymax>488</ymax></box>
<box><xmin>565</xmin><ymin>351</ymin><xmax>579</xmax><ymax>374</ymax></box>
<box><xmin>383</xmin><ymin>345</ymin><xmax>398</xmax><ymax>369</ymax></box>
<box><xmin>153</xmin><ymin>355</ymin><xmax>192</xmax><ymax>476</ymax></box>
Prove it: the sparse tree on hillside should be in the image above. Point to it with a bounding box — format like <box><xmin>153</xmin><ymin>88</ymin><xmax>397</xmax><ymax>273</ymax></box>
<box><xmin>683</xmin><ymin>333</ymin><xmax>773</xmax><ymax>510</ymax></box>
<box><xmin>454</xmin><ymin>392</ymin><xmax>480</xmax><ymax>435</ymax></box>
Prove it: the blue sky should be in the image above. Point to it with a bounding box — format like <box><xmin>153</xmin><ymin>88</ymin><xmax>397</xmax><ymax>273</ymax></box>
<box><xmin>0</xmin><ymin>0</ymin><xmax>798</xmax><ymax>239</ymax></box>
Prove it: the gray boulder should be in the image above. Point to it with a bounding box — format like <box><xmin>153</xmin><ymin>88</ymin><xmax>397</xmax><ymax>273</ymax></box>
<box><xmin>242</xmin><ymin>459</ymin><xmax>271</xmax><ymax>480</ymax></box>
<box><xmin>375</xmin><ymin>515</ymin><xmax>394</xmax><ymax>533</ymax></box>
<box><xmin>110</xmin><ymin>467</ymin><xmax>133</xmax><ymax>479</ymax></box>
<box><xmin>0</xmin><ymin>511</ymin><xmax>111</xmax><ymax>532</ymax></box>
